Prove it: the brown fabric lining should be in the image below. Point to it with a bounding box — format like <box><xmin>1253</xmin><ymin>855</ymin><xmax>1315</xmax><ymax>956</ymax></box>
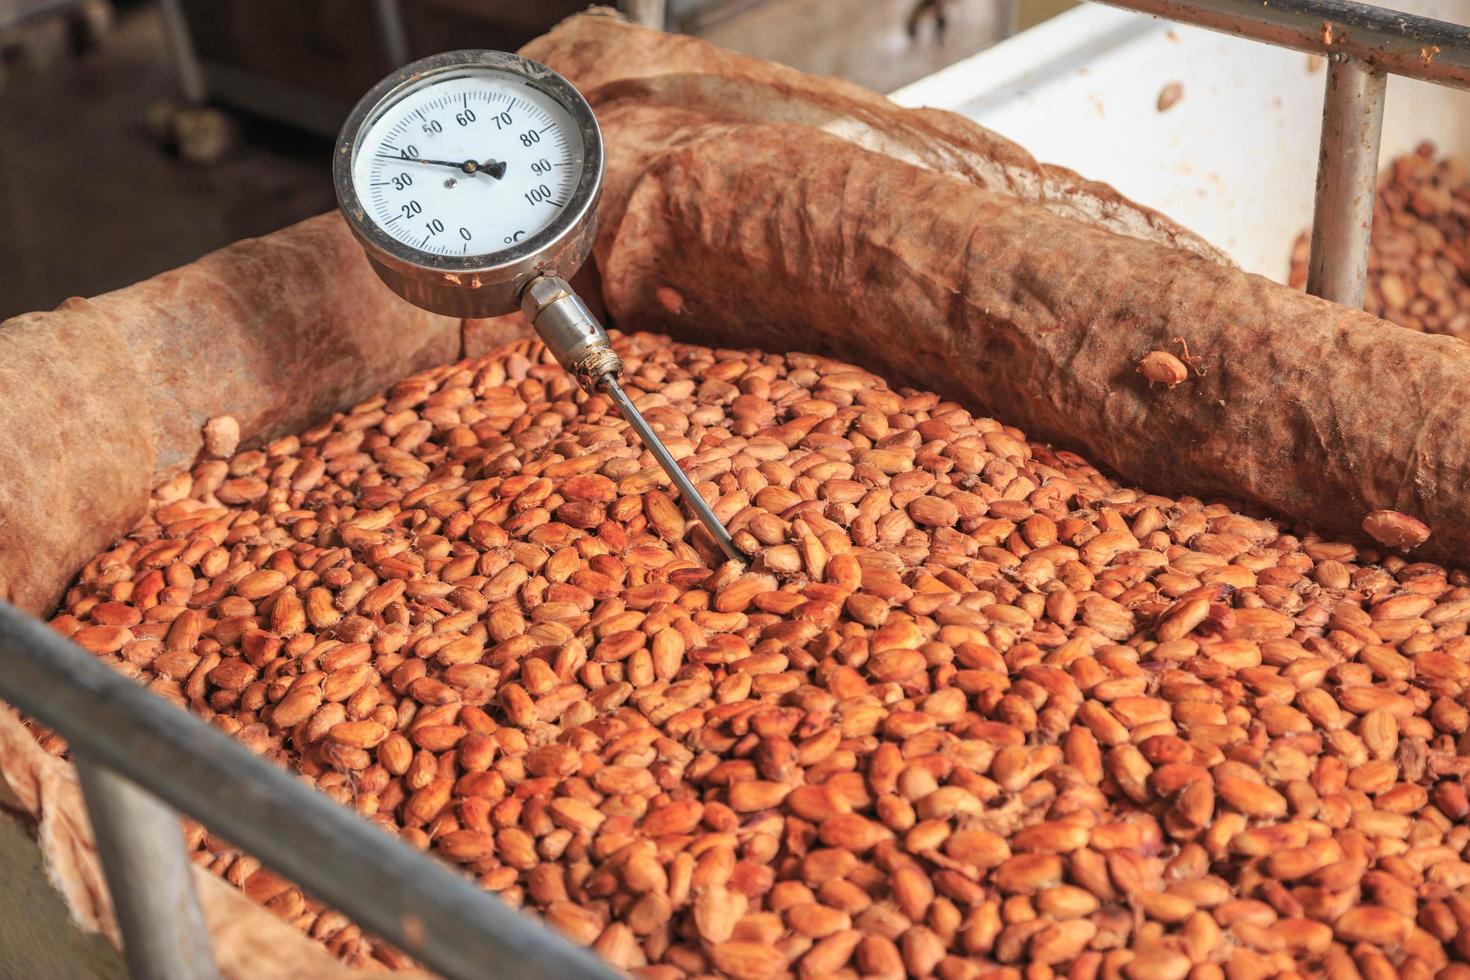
<box><xmin>0</xmin><ymin>213</ymin><xmax>461</xmax><ymax>617</ymax></box>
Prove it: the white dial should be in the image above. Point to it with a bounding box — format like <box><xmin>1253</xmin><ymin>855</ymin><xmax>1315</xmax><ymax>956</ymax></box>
<box><xmin>350</xmin><ymin>67</ymin><xmax>583</xmax><ymax>258</ymax></box>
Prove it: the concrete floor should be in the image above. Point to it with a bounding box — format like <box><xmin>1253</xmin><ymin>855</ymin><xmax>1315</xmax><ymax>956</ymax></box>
<box><xmin>0</xmin><ymin>6</ymin><xmax>335</xmax><ymax>320</ymax></box>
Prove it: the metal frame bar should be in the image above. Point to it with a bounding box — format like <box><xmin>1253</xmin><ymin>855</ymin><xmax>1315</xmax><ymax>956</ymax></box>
<box><xmin>1308</xmin><ymin>55</ymin><xmax>1386</xmax><ymax>308</ymax></box>
<box><xmin>0</xmin><ymin>600</ymin><xmax>619</xmax><ymax>980</ymax></box>
<box><xmin>372</xmin><ymin>0</ymin><xmax>410</xmax><ymax>68</ymax></box>
<box><xmin>1089</xmin><ymin>0</ymin><xmax>1470</xmax><ymax>307</ymax></box>
<box><xmin>74</xmin><ymin>759</ymin><xmax>220</xmax><ymax>980</ymax></box>
<box><xmin>1088</xmin><ymin>0</ymin><xmax>1470</xmax><ymax>87</ymax></box>
<box><xmin>156</xmin><ymin>0</ymin><xmax>206</xmax><ymax>106</ymax></box>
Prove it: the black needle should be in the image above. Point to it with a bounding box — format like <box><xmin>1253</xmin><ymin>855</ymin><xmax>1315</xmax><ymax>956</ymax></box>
<box><xmin>377</xmin><ymin>154</ymin><xmax>468</xmax><ymax>170</ymax></box>
<box><xmin>377</xmin><ymin>154</ymin><xmax>506</xmax><ymax>179</ymax></box>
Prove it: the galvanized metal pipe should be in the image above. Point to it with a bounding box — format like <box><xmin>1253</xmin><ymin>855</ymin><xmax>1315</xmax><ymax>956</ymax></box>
<box><xmin>372</xmin><ymin>0</ymin><xmax>410</xmax><ymax>68</ymax></box>
<box><xmin>74</xmin><ymin>759</ymin><xmax>221</xmax><ymax>980</ymax></box>
<box><xmin>156</xmin><ymin>0</ymin><xmax>206</xmax><ymax>106</ymax></box>
<box><xmin>1088</xmin><ymin>0</ymin><xmax>1470</xmax><ymax>89</ymax></box>
<box><xmin>1307</xmin><ymin>55</ymin><xmax>1387</xmax><ymax>307</ymax></box>
<box><xmin>0</xmin><ymin>600</ymin><xmax>618</xmax><ymax>980</ymax></box>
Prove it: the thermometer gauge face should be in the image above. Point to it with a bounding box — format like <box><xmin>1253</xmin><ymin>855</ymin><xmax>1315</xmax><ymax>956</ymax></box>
<box><xmin>334</xmin><ymin>51</ymin><xmax>603</xmax><ymax>318</ymax></box>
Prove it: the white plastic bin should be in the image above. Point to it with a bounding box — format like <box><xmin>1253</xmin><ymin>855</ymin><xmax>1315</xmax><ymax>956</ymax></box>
<box><xmin>890</xmin><ymin>0</ymin><xmax>1470</xmax><ymax>281</ymax></box>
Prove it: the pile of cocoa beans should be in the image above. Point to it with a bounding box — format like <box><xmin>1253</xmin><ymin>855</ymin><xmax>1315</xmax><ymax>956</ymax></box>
<box><xmin>48</xmin><ymin>330</ymin><xmax>1470</xmax><ymax>979</ymax></box>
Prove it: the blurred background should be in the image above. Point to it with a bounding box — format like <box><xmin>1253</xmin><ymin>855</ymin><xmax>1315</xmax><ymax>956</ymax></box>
<box><xmin>0</xmin><ymin>0</ymin><xmax>1062</xmax><ymax>320</ymax></box>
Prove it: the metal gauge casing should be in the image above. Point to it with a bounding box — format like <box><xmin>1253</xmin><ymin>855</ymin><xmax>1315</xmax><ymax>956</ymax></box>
<box><xmin>334</xmin><ymin>50</ymin><xmax>602</xmax><ymax>319</ymax></box>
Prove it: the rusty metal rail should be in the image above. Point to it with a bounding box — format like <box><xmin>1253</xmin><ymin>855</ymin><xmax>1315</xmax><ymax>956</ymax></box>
<box><xmin>1089</xmin><ymin>0</ymin><xmax>1470</xmax><ymax>307</ymax></box>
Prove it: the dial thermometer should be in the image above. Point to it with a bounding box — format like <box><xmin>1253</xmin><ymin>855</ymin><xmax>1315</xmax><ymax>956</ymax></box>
<box><xmin>335</xmin><ymin>50</ymin><xmax>743</xmax><ymax>565</ymax></box>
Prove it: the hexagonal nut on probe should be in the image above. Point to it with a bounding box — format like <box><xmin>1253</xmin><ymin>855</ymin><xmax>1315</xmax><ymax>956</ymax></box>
<box><xmin>520</xmin><ymin>275</ymin><xmax>573</xmax><ymax>319</ymax></box>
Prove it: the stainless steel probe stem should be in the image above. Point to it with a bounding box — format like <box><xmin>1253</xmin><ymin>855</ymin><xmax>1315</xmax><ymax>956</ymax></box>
<box><xmin>599</xmin><ymin>375</ymin><xmax>744</xmax><ymax>565</ymax></box>
<box><xmin>521</xmin><ymin>275</ymin><xmax>745</xmax><ymax>565</ymax></box>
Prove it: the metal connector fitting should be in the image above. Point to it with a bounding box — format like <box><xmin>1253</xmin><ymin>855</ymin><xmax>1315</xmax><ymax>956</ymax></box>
<box><xmin>519</xmin><ymin>275</ymin><xmax>623</xmax><ymax>392</ymax></box>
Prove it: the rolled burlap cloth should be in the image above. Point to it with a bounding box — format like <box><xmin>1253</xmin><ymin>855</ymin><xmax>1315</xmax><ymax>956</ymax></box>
<box><xmin>527</xmin><ymin>12</ymin><xmax>1470</xmax><ymax>565</ymax></box>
